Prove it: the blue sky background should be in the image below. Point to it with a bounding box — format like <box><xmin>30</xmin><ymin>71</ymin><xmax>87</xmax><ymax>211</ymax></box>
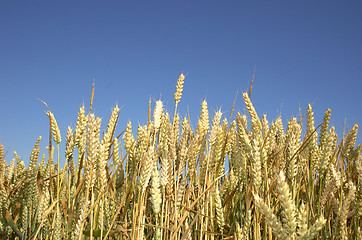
<box><xmin>1</xmin><ymin>1</ymin><xmax>361</xmax><ymax>165</ymax></box>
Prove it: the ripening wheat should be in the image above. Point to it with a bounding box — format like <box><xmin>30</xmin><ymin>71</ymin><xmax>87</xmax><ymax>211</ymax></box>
<box><xmin>0</xmin><ymin>74</ymin><xmax>360</xmax><ymax>240</ymax></box>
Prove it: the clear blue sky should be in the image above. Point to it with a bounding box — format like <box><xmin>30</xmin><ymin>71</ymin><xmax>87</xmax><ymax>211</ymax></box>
<box><xmin>1</xmin><ymin>1</ymin><xmax>361</xmax><ymax>165</ymax></box>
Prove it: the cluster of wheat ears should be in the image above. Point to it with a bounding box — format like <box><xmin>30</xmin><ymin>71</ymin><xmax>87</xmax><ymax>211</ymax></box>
<box><xmin>0</xmin><ymin>74</ymin><xmax>361</xmax><ymax>240</ymax></box>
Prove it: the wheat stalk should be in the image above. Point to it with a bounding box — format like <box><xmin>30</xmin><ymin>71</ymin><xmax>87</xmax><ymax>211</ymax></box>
<box><xmin>0</xmin><ymin>73</ymin><xmax>360</xmax><ymax>239</ymax></box>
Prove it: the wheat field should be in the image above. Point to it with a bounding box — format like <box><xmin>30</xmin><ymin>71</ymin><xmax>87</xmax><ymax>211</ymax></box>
<box><xmin>0</xmin><ymin>74</ymin><xmax>361</xmax><ymax>239</ymax></box>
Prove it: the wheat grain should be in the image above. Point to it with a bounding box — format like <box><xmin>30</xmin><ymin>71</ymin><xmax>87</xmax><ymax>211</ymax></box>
<box><xmin>85</xmin><ymin>114</ymin><xmax>101</xmax><ymax>189</ymax></box>
<box><xmin>153</xmin><ymin>100</ymin><xmax>163</xmax><ymax>132</ymax></box>
<box><xmin>197</xmin><ymin>100</ymin><xmax>209</xmax><ymax>137</ymax></box>
<box><xmin>214</xmin><ymin>184</ymin><xmax>225</xmax><ymax>232</ymax></box>
<box><xmin>150</xmin><ymin>166</ymin><xmax>162</xmax><ymax>215</ymax></box>
<box><xmin>254</xmin><ymin>193</ymin><xmax>286</xmax><ymax>239</ymax></box>
<box><xmin>174</xmin><ymin>73</ymin><xmax>185</xmax><ymax>105</ymax></box>
<box><xmin>112</xmin><ymin>137</ymin><xmax>120</xmax><ymax>166</ymax></box>
<box><xmin>277</xmin><ymin>171</ymin><xmax>296</xmax><ymax>237</ymax></box>
<box><xmin>139</xmin><ymin>145</ymin><xmax>155</xmax><ymax>193</ymax></box>
<box><xmin>47</xmin><ymin>111</ymin><xmax>61</xmax><ymax>145</ymax></box>
<box><xmin>297</xmin><ymin>202</ymin><xmax>308</xmax><ymax>237</ymax></box>
<box><xmin>243</xmin><ymin>92</ymin><xmax>261</xmax><ymax>135</ymax></box>
<box><xmin>319</xmin><ymin>108</ymin><xmax>331</xmax><ymax>150</ymax></box>
<box><xmin>341</xmin><ymin>124</ymin><xmax>358</xmax><ymax>160</ymax></box>
<box><xmin>300</xmin><ymin>216</ymin><xmax>326</xmax><ymax>240</ymax></box>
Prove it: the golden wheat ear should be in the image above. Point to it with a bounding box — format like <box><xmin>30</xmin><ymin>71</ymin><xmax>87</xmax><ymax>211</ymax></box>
<box><xmin>2</xmin><ymin>73</ymin><xmax>360</xmax><ymax>239</ymax></box>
